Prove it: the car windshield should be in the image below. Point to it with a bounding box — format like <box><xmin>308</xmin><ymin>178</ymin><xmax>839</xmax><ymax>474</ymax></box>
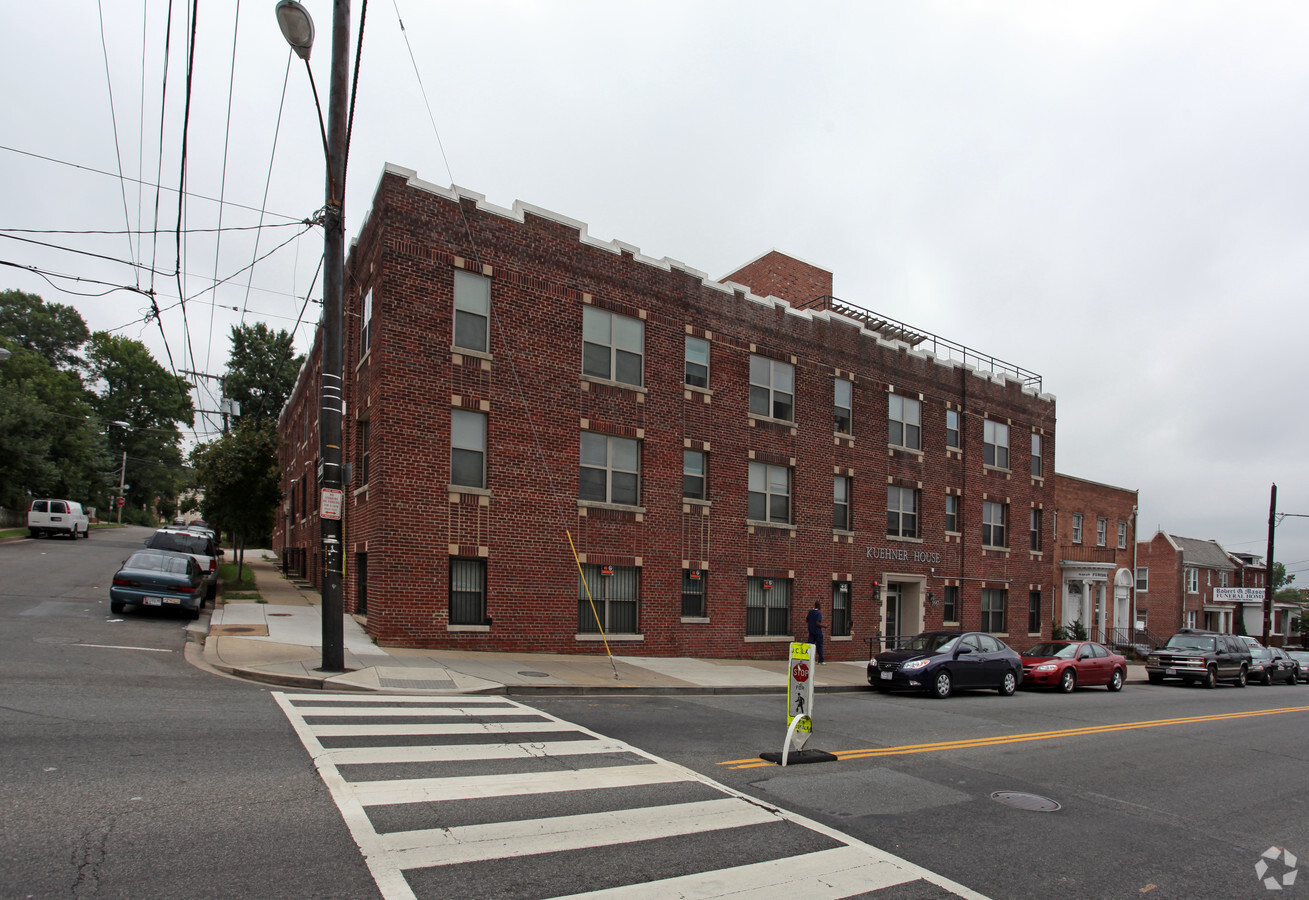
<box><xmin>1164</xmin><ymin>634</ymin><xmax>1216</xmax><ymax>652</ymax></box>
<box><xmin>126</xmin><ymin>551</ymin><xmax>193</xmax><ymax>575</ymax></box>
<box><xmin>1287</xmin><ymin>651</ymin><xmax>1309</xmax><ymax>662</ymax></box>
<box><xmin>148</xmin><ymin>532</ymin><xmax>211</xmax><ymax>555</ymax></box>
<box><xmin>1026</xmin><ymin>642</ymin><xmax>1078</xmax><ymax>658</ymax></box>
<box><xmin>899</xmin><ymin>633</ymin><xmax>960</xmax><ymax>653</ymax></box>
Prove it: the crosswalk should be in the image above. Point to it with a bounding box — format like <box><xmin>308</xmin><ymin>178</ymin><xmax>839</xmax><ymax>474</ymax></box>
<box><xmin>274</xmin><ymin>693</ymin><xmax>987</xmax><ymax>900</ymax></box>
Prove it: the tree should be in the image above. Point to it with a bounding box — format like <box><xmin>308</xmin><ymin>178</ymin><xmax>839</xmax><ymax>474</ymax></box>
<box><xmin>0</xmin><ymin>289</ymin><xmax>91</xmax><ymax>371</ymax></box>
<box><xmin>189</xmin><ymin>420</ymin><xmax>281</xmax><ymax>581</ymax></box>
<box><xmin>223</xmin><ymin>323</ymin><xmax>303</xmax><ymax>426</ymax></box>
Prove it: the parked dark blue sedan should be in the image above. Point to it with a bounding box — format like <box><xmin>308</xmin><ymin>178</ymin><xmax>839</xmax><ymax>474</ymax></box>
<box><xmin>110</xmin><ymin>549</ymin><xmax>206</xmax><ymax>619</ymax></box>
<box><xmin>868</xmin><ymin>631</ymin><xmax>1023</xmax><ymax>698</ymax></box>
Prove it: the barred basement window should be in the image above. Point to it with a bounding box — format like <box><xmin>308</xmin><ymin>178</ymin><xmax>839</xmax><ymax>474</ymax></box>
<box><xmin>746</xmin><ymin>576</ymin><xmax>791</xmax><ymax>636</ymax></box>
<box><xmin>453</xmin><ymin>271</ymin><xmax>490</xmax><ymax>353</ymax></box>
<box><xmin>578</xmin><ymin>564</ymin><xmax>639</xmax><ymax>634</ymax></box>
<box><xmin>685</xmin><ymin>336</ymin><xmax>709</xmax><ymax>388</ymax></box>
<box><xmin>682</xmin><ymin>569</ymin><xmax>706</xmax><ymax>617</ymax></box>
<box><xmin>449</xmin><ymin>558</ymin><xmax>486</xmax><ymax>625</ymax></box>
<box><xmin>749</xmin><ymin>355</ymin><xmax>794</xmax><ymax>421</ymax></box>
<box><xmin>982</xmin><ymin>588</ymin><xmax>1007</xmax><ymax>633</ymax></box>
<box><xmin>583</xmin><ymin>306</ymin><xmax>644</xmax><ymax>386</ymax></box>
<box><xmin>832</xmin><ymin>581</ymin><xmax>852</xmax><ymax>637</ymax></box>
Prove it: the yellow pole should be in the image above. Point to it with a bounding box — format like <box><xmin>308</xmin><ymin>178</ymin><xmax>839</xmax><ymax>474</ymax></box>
<box><xmin>566</xmin><ymin>530</ymin><xmax>620</xmax><ymax>679</ymax></box>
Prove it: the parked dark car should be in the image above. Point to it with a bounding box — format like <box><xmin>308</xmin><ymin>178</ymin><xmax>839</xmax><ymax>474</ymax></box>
<box><xmin>1267</xmin><ymin>647</ymin><xmax>1300</xmax><ymax>685</ymax></box>
<box><xmin>110</xmin><ymin>549</ymin><xmax>207</xmax><ymax>618</ymax></box>
<box><xmin>869</xmin><ymin>631</ymin><xmax>1022</xmax><ymax>698</ymax></box>
<box><xmin>145</xmin><ymin>527</ymin><xmax>221</xmax><ymax>599</ymax></box>
<box><xmin>1145</xmin><ymin>629</ymin><xmax>1251</xmax><ymax>688</ymax></box>
<box><xmin>1021</xmin><ymin>640</ymin><xmax>1128</xmax><ymax>692</ymax></box>
<box><xmin>1285</xmin><ymin>649</ymin><xmax>1309</xmax><ymax>683</ymax></box>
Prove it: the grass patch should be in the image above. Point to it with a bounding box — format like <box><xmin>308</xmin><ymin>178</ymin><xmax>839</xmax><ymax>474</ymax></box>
<box><xmin>218</xmin><ymin>561</ymin><xmax>257</xmax><ymax>593</ymax></box>
<box><xmin>223</xmin><ymin>592</ymin><xmax>260</xmax><ymax>600</ymax></box>
<box><xmin>0</xmin><ymin>527</ymin><xmax>25</xmax><ymax>540</ymax></box>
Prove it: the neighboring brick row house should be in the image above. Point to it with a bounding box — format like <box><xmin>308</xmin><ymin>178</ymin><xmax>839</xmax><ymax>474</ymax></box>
<box><xmin>274</xmin><ymin>165</ymin><xmax>1060</xmax><ymax>658</ymax></box>
<box><xmin>1050</xmin><ymin>474</ymin><xmax>1138</xmax><ymax>642</ymax></box>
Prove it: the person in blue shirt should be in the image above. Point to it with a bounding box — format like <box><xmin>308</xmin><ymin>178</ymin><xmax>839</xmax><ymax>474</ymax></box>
<box><xmin>806</xmin><ymin>601</ymin><xmax>825</xmax><ymax>664</ymax></box>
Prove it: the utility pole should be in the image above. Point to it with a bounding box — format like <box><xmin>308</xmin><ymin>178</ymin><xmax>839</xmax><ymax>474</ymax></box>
<box><xmin>1265</xmin><ymin>483</ymin><xmax>1276</xmax><ymax>647</ymax></box>
<box><xmin>117</xmin><ymin>451</ymin><xmax>127</xmax><ymax>525</ymax></box>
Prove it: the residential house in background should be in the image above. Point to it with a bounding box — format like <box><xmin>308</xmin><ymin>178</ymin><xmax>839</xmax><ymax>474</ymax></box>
<box><xmin>1051</xmin><ymin>474</ymin><xmax>1138</xmax><ymax>643</ymax></box>
<box><xmin>1134</xmin><ymin>532</ymin><xmax>1236</xmax><ymax>638</ymax></box>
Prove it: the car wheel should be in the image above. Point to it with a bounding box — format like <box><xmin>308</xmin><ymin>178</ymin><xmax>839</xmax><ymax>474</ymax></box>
<box><xmin>1235</xmin><ymin>665</ymin><xmax>1248</xmax><ymax>688</ymax></box>
<box><xmin>999</xmin><ymin>670</ymin><xmax>1017</xmax><ymax>696</ymax></box>
<box><xmin>1148</xmin><ymin>672</ymin><xmax>1163</xmax><ymax>685</ymax></box>
<box><xmin>931</xmin><ymin>670</ymin><xmax>953</xmax><ymax>699</ymax></box>
<box><xmin>1059</xmin><ymin>669</ymin><xmax>1076</xmax><ymax>693</ymax></box>
<box><xmin>1262</xmin><ymin>669</ymin><xmax>1273</xmax><ymax>686</ymax></box>
<box><xmin>1108</xmin><ymin>668</ymin><xmax>1124</xmax><ymax>692</ymax></box>
<box><xmin>110</xmin><ymin>600</ymin><xmax>124</xmax><ymax>614</ymax></box>
<box><xmin>1202</xmin><ymin>666</ymin><xmax>1217</xmax><ymax>689</ymax></box>
<box><xmin>1287</xmin><ymin>670</ymin><xmax>1298</xmax><ymax>686</ymax></box>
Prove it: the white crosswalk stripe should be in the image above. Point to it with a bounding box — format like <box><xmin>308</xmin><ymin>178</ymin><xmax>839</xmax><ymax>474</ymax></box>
<box><xmin>274</xmin><ymin>692</ymin><xmax>989</xmax><ymax>900</ymax></box>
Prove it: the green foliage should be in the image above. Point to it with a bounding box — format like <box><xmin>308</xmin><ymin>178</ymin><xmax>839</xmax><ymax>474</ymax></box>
<box><xmin>1066</xmin><ymin>619</ymin><xmax>1089</xmax><ymax>641</ymax></box>
<box><xmin>223</xmin><ymin>323</ymin><xmax>303</xmax><ymax>426</ymax></box>
<box><xmin>190</xmin><ymin>420</ymin><xmax>282</xmax><ymax>577</ymax></box>
<box><xmin>1272</xmin><ymin>562</ymin><xmax>1296</xmax><ymax>592</ymax></box>
<box><xmin>0</xmin><ymin>290</ymin><xmax>90</xmax><ymax>371</ymax></box>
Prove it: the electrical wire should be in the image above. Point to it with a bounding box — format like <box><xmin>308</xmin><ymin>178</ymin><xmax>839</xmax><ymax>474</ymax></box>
<box><xmin>205</xmin><ymin>0</ymin><xmax>242</xmax><ymax>378</ymax></box>
<box><xmin>96</xmin><ymin>0</ymin><xmax>140</xmax><ymax>280</ymax></box>
<box><xmin>238</xmin><ymin>53</ymin><xmax>293</xmax><ymax>326</ymax></box>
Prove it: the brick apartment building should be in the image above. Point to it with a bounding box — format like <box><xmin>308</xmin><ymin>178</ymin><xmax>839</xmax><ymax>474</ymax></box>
<box><xmin>1050</xmin><ymin>474</ymin><xmax>1138</xmax><ymax>642</ymax></box>
<box><xmin>274</xmin><ymin>165</ymin><xmax>1058</xmax><ymax>658</ymax></box>
<box><xmin>1135</xmin><ymin>532</ymin><xmax>1237</xmax><ymax>638</ymax></box>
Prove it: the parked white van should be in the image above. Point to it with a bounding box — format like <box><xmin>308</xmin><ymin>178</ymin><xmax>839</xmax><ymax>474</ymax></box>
<box><xmin>28</xmin><ymin>499</ymin><xmax>90</xmax><ymax>539</ymax></box>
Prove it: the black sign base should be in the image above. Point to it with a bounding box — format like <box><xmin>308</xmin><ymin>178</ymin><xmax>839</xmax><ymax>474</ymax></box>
<box><xmin>759</xmin><ymin>749</ymin><xmax>837</xmax><ymax>765</ymax></box>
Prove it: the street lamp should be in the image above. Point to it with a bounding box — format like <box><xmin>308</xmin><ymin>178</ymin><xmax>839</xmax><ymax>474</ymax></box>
<box><xmin>0</xmin><ymin>348</ymin><xmax>11</xmax><ymax>362</ymax></box>
<box><xmin>277</xmin><ymin>0</ymin><xmax>350</xmax><ymax>672</ymax></box>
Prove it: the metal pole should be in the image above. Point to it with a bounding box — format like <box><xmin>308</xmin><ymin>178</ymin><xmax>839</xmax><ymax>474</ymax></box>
<box><xmin>318</xmin><ymin>0</ymin><xmax>350</xmax><ymax>672</ymax></box>
<box><xmin>117</xmin><ymin>451</ymin><xmax>126</xmax><ymax>525</ymax></box>
<box><xmin>1264</xmin><ymin>483</ymin><xmax>1276</xmax><ymax>647</ymax></box>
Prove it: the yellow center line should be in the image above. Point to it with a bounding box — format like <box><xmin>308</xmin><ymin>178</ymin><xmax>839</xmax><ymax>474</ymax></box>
<box><xmin>718</xmin><ymin>704</ymin><xmax>1309</xmax><ymax>769</ymax></box>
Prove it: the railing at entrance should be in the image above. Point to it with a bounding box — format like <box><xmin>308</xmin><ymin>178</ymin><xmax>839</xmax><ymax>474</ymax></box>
<box><xmin>866</xmin><ymin>633</ymin><xmax>917</xmax><ymax>658</ymax></box>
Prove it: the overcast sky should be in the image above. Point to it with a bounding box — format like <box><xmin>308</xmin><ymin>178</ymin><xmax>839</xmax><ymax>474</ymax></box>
<box><xmin>3</xmin><ymin>1</ymin><xmax>1308</xmax><ymax>580</ymax></box>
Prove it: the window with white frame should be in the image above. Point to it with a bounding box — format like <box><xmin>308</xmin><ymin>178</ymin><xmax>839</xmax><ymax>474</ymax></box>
<box><xmin>681</xmin><ymin>569</ymin><xmax>706</xmax><ymax>617</ymax></box>
<box><xmin>579</xmin><ymin>432</ymin><xmax>639</xmax><ymax>506</ymax></box>
<box><xmin>888</xmin><ymin>394</ymin><xmax>922</xmax><ymax>450</ymax></box>
<box><xmin>946</xmin><ymin>409</ymin><xmax>961</xmax><ymax>449</ymax></box>
<box><xmin>1072</xmin><ymin>513</ymin><xmax>1083</xmax><ymax>543</ymax></box>
<box><xmin>578</xmin><ymin>564</ymin><xmax>638</xmax><ymax>633</ymax></box>
<box><xmin>1220</xmin><ymin>570</ymin><xmax>1229</xmax><ymax>587</ymax></box>
<box><xmin>983</xmin><ymin>500</ymin><xmax>1007</xmax><ymax>548</ymax></box>
<box><xmin>449</xmin><ymin>558</ymin><xmax>486</xmax><ymax>625</ymax></box>
<box><xmin>887</xmin><ymin>485</ymin><xmax>919</xmax><ymax>538</ymax></box>
<box><xmin>1097</xmin><ymin>517</ymin><xmax>1107</xmax><ymax>546</ymax></box>
<box><xmin>1118</xmin><ymin>521</ymin><xmax>1127</xmax><ymax>549</ymax></box>
<box><xmin>683</xmin><ymin>450</ymin><xmax>706</xmax><ymax>500</ymax></box>
<box><xmin>981</xmin><ymin>588</ymin><xmax>1007</xmax><ymax>633</ymax></box>
<box><xmin>582</xmin><ymin>306</ymin><xmax>644</xmax><ymax>386</ymax></box>
<box><xmin>1186</xmin><ymin>567</ymin><xmax>1198</xmax><ymax>593</ymax></box>
<box><xmin>833</xmin><ymin>378</ymin><xmax>852</xmax><ymax>434</ymax></box>
<box><xmin>945</xmin><ymin>494</ymin><xmax>960</xmax><ymax>533</ymax></box>
<box><xmin>1030</xmin><ymin>508</ymin><xmax>1042</xmax><ymax>552</ymax></box>
<box><xmin>1031</xmin><ymin>433</ymin><xmax>1042</xmax><ymax>477</ymax></box>
<box><xmin>748</xmin><ymin>461</ymin><xmax>791</xmax><ymax>524</ymax></box>
<box><xmin>360</xmin><ymin>288</ymin><xmax>374</xmax><ymax>355</ymax></box>
<box><xmin>453</xmin><ymin>271</ymin><xmax>490</xmax><ymax>353</ymax></box>
<box><xmin>834</xmin><ymin>475</ymin><xmax>851</xmax><ymax>531</ymax></box>
<box><xmin>450</xmin><ymin>409</ymin><xmax>487</xmax><ymax>489</ymax></box>
<box><xmin>746</xmin><ymin>576</ymin><xmax>791</xmax><ymax>636</ymax></box>
<box><xmin>1136</xmin><ymin>567</ymin><xmax>1148</xmax><ymax>591</ymax></box>
<box><xmin>685</xmin><ymin>336</ymin><xmax>709</xmax><ymax>388</ymax></box>
<box><xmin>749</xmin><ymin>355</ymin><xmax>794</xmax><ymax>421</ymax></box>
<box><xmin>984</xmin><ymin>420</ymin><xmax>1010</xmax><ymax>469</ymax></box>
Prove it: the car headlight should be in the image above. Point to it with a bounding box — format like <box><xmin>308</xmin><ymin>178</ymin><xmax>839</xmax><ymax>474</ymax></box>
<box><xmin>901</xmin><ymin>658</ymin><xmax>932</xmax><ymax>670</ymax></box>
<box><xmin>1146</xmin><ymin>655</ymin><xmax>1160</xmax><ymax>665</ymax></box>
<box><xmin>1034</xmin><ymin>663</ymin><xmax>1058</xmax><ymax>672</ymax></box>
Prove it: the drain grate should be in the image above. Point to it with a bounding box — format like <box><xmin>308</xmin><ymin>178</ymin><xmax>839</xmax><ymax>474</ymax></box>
<box><xmin>991</xmin><ymin>791</ymin><xmax>1061</xmax><ymax>812</ymax></box>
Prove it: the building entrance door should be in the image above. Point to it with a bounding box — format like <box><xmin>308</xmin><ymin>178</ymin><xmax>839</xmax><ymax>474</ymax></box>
<box><xmin>884</xmin><ymin>584</ymin><xmax>903</xmax><ymax>648</ymax></box>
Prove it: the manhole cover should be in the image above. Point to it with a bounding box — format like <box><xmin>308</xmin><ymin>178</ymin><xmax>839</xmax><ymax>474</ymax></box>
<box><xmin>35</xmin><ymin>636</ymin><xmax>82</xmax><ymax>644</ymax></box>
<box><xmin>208</xmin><ymin>624</ymin><xmax>269</xmax><ymax>636</ymax></box>
<box><xmin>518</xmin><ymin>671</ymin><xmax>551</xmax><ymax>678</ymax></box>
<box><xmin>991</xmin><ymin>791</ymin><xmax>1061</xmax><ymax>812</ymax></box>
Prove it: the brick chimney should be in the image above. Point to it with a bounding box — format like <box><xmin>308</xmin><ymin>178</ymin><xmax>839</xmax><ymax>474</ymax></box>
<box><xmin>721</xmin><ymin>250</ymin><xmax>833</xmax><ymax>310</ymax></box>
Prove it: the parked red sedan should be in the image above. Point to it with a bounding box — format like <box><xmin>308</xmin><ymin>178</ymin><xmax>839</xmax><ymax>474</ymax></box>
<box><xmin>1021</xmin><ymin>641</ymin><xmax>1128</xmax><ymax>692</ymax></box>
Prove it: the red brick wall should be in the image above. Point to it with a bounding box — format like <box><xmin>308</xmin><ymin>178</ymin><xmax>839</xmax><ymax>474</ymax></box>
<box><xmin>277</xmin><ymin>169</ymin><xmax>1058</xmax><ymax>658</ymax></box>
<box><xmin>1051</xmin><ymin>474</ymin><xmax>1138</xmax><ymax>632</ymax></box>
<box><xmin>722</xmin><ymin>250</ymin><xmax>833</xmax><ymax>309</ymax></box>
<box><xmin>1134</xmin><ymin>531</ymin><xmax>1185</xmax><ymax>636</ymax></box>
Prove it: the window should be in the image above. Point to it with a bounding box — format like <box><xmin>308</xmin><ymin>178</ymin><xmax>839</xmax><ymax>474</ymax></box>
<box><xmin>946</xmin><ymin>409</ymin><xmax>960</xmax><ymax>449</ymax></box>
<box><xmin>453</xmin><ymin>271</ymin><xmax>490</xmax><ymax>353</ymax></box>
<box><xmin>981</xmin><ymin>588</ymin><xmax>1007</xmax><ymax>633</ymax></box>
<box><xmin>684</xmin><ymin>336</ymin><xmax>709</xmax><ymax>388</ymax></box>
<box><xmin>1072</xmin><ymin>513</ymin><xmax>1083</xmax><ymax>543</ymax></box>
<box><xmin>1186</xmin><ymin>567</ymin><xmax>1198</xmax><ymax>593</ymax></box>
<box><xmin>943</xmin><ymin>585</ymin><xmax>959</xmax><ymax>622</ymax></box>
<box><xmin>449</xmin><ymin>558</ymin><xmax>486</xmax><ymax>625</ymax></box>
<box><xmin>578</xmin><ymin>564</ymin><xmax>639</xmax><ymax>633</ymax></box>
<box><xmin>451</xmin><ymin>409</ymin><xmax>486</xmax><ymax>489</ymax></box>
<box><xmin>746</xmin><ymin>576</ymin><xmax>791</xmax><ymax>636</ymax></box>
<box><xmin>1097</xmin><ymin>517</ymin><xmax>1107</xmax><ymax>547</ymax></box>
<box><xmin>983</xmin><ymin>501</ymin><xmax>1007</xmax><ymax>548</ymax></box>
<box><xmin>748</xmin><ymin>461</ymin><xmax>791</xmax><ymax>524</ymax></box>
<box><xmin>682</xmin><ymin>569</ymin><xmax>706</xmax><ymax>617</ymax></box>
<box><xmin>888</xmin><ymin>394</ymin><xmax>921</xmax><ymax>450</ymax></box>
<box><xmin>1028</xmin><ymin>590</ymin><xmax>1041</xmax><ymax>633</ymax></box>
<box><xmin>580</xmin><ymin>433</ymin><xmax>639</xmax><ymax>505</ymax></box>
<box><xmin>887</xmin><ymin>485</ymin><xmax>919</xmax><ymax>538</ymax></box>
<box><xmin>832</xmin><ymin>581</ymin><xmax>852</xmax><ymax>637</ymax></box>
<box><xmin>945</xmin><ymin>494</ymin><xmax>960</xmax><ymax>533</ymax></box>
<box><xmin>984</xmin><ymin>420</ymin><xmax>1010</xmax><ymax>469</ymax></box>
<box><xmin>1031</xmin><ymin>433</ymin><xmax>1042</xmax><ymax>477</ymax></box>
<box><xmin>1220</xmin><ymin>570</ymin><xmax>1229</xmax><ymax>587</ymax></box>
<box><xmin>360</xmin><ymin>288</ymin><xmax>374</xmax><ymax>354</ymax></box>
<box><xmin>1136</xmin><ymin>567</ymin><xmax>1148</xmax><ymax>591</ymax></box>
<box><xmin>683</xmin><ymin>450</ymin><xmax>706</xmax><ymax>500</ymax></box>
<box><xmin>749</xmin><ymin>355</ymin><xmax>793</xmax><ymax>421</ymax></box>
<box><xmin>833</xmin><ymin>379</ymin><xmax>852</xmax><ymax>434</ymax></box>
<box><xmin>834</xmin><ymin>476</ymin><xmax>851</xmax><ymax>531</ymax></box>
<box><xmin>1030</xmin><ymin>508</ymin><xmax>1041</xmax><ymax>552</ymax></box>
<box><xmin>357</xmin><ymin>419</ymin><xmax>370</xmax><ymax>486</ymax></box>
<box><xmin>582</xmin><ymin>306</ymin><xmax>643</xmax><ymax>386</ymax></box>
<box><xmin>1118</xmin><ymin>521</ymin><xmax>1127</xmax><ymax>549</ymax></box>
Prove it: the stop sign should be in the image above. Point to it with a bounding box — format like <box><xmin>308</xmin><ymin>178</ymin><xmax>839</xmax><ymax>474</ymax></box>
<box><xmin>791</xmin><ymin>662</ymin><xmax>810</xmax><ymax>683</ymax></box>
<box><xmin>115</xmin><ymin>497</ymin><xmax>125</xmax><ymax>508</ymax></box>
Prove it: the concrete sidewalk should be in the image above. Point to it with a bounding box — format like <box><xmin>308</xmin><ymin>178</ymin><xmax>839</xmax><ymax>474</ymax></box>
<box><xmin>200</xmin><ymin>551</ymin><xmax>870</xmax><ymax>695</ymax></box>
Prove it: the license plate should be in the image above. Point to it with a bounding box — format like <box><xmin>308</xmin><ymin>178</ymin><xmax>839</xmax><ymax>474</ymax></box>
<box><xmin>144</xmin><ymin>597</ymin><xmax>162</xmax><ymax>606</ymax></box>
<box><xmin>880</xmin><ymin>671</ymin><xmax>893</xmax><ymax>680</ymax></box>
<box><xmin>1166</xmin><ymin>668</ymin><xmax>1176</xmax><ymax>675</ymax></box>
<box><xmin>163</xmin><ymin>597</ymin><xmax>181</xmax><ymax>605</ymax></box>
